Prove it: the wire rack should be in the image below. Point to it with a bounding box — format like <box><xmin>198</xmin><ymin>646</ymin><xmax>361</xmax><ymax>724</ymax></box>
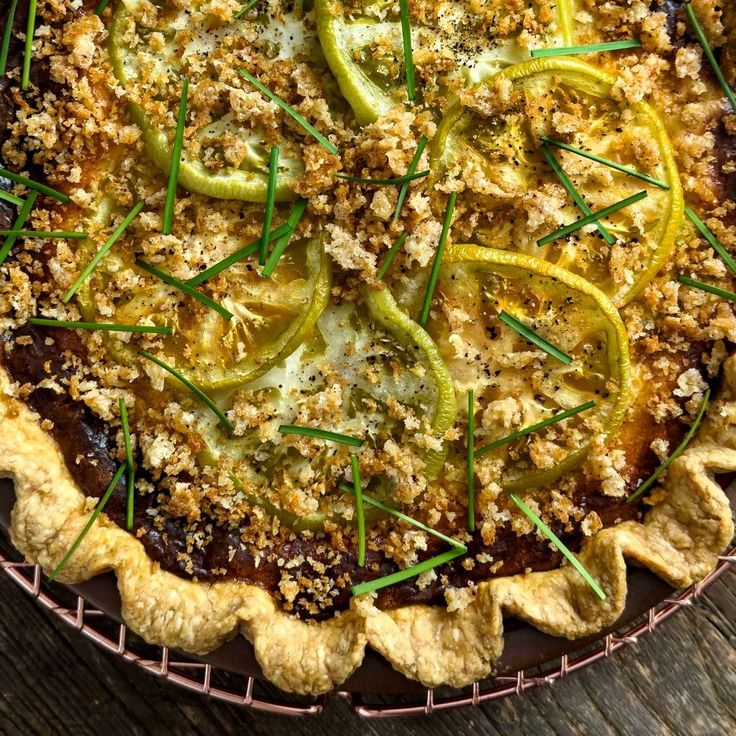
<box><xmin>1</xmin><ymin>544</ymin><xmax>733</xmax><ymax>717</ymax></box>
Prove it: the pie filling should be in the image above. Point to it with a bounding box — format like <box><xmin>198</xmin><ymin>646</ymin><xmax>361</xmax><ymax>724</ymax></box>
<box><xmin>0</xmin><ymin>0</ymin><xmax>734</xmax><ymax>620</ymax></box>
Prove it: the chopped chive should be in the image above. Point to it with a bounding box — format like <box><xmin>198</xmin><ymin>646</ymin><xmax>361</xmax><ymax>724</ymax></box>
<box><xmin>399</xmin><ymin>0</ymin><xmax>415</xmax><ymax>102</ymax></box>
<box><xmin>540</xmin><ymin>143</ymin><xmax>614</xmax><ymax>245</ymax></box>
<box><xmin>48</xmin><ymin>463</ymin><xmax>126</xmax><ymax>582</ymax></box>
<box><xmin>260</xmin><ymin>146</ymin><xmax>279</xmax><ymax>266</ymax></box>
<box><xmin>0</xmin><ymin>189</ymin><xmax>24</xmax><ymax>208</ymax></box>
<box><xmin>135</xmin><ymin>259</ymin><xmax>234</xmax><ymax>321</ymax></box>
<box><xmin>140</xmin><ymin>351</ymin><xmax>233</xmax><ymax>430</ymax></box>
<box><xmin>337</xmin><ymin>170</ymin><xmax>429</xmax><ymax>186</ymax></box>
<box><xmin>376</xmin><ymin>232</ymin><xmax>408</xmax><ymax>280</ymax></box>
<box><xmin>539</xmin><ymin>136</ymin><xmax>670</xmax><ymax>190</ymax></box>
<box><xmin>685</xmin><ymin>3</ymin><xmax>736</xmax><ymax>113</ymax></box>
<box><xmin>339</xmin><ymin>483</ymin><xmax>466</xmax><ymax>550</ymax></box>
<box><xmin>685</xmin><ymin>207</ymin><xmax>736</xmax><ymax>275</ymax></box>
<box><xmin>278</xmin><ymin>424</ymin><xmax>364</xmax><ymax>447</ymax></box>
<box><xmin>627</xmin><ymin>389</ymin><xmax>710</xmax><ymax>503</ymax></box>
<box><xmin>467</xmin><ymin>389</ymin><xmax>475</xmax><ymax>533</ymax></box>
<box><xmin>0</xmin><ymin>166</ymin><xmax>71</xmax><ymax>203</ymax></box>
<box><xmin>510</xmin><ymin>493</ymin><xmax>606</xmax><ymax>600</ymax></box>
<box><xmin>0</xmin><ymin>190</ymin><xmax>37</xmax><ymax>265</ymax></box>
<box><xmin>119</xmin><ymin>398</ymin><xmax>135</xmax><ymax>530</ymax></box>
<box><xmin>29</xmin><ymin>317</ymin><xmax>172</xmax><ymax>334</ymax></box>
<box><xmin>262</xmin><ymin>198</ymin><xmax>308</xmax><ymax>278</ymax></box>
<box><xmin>531</xmin><ymin>39</ymin><xmax>641</xmax><ymax>59</ymax></box>
<box><xmin>351</xmin><ymin>454</ymin><xmax>366</xmax><ymax>567</ymax></box>
<box><xmin>187</xmin><ymin>223</ymin><xmax>291</xmax><ymax>286</ymax></box>
<box><xmin>0</xmin><ymin>229</ymin><xmax>87</xmax><ymax>239</ymax></box>
<box><xmin>237</xmin><ymin>68</ymin><xmax>339</xmax><ymax>155</ymax></box>
<box><xmin>234</xmin><ymin>0</ymin><xmax>259</xmax><ymax>20</ymax></box>
<box><xmin>162</xmin><ymin>77</ymin><xmax>189</xmax><ymax>236</ymax></box>
<box><xmin>94</xmin><ymin>0</ymin><xmax>112</xmax><ymax>16</ymax></box>
<box><xmin>419</xmin><ymin>191</ymin><xmax>456</xmax><ymax>326</ymax></box>
<box><xmin>677</xmin><ymin>274</ymin><xmax>736</xmax><ymax>303</ymax></box>
<box><xmin>351</xmin><ymin>547</ymin><xmax>466</xmax><ymax>597</ymax></box>
<box><xmin>476</xmin><ymin>400</ymin><xmax>596</xmax><ymax>457</ymax></box>
<box><xmin>537</xmin><ymin>190</ymin><xmax>648</xmax><ymax>247</ymax></box>
<box><xmin>63</xmin><ymin>200</ymin><xmax>145</xmax><ymax>303</ymax></box>
<box><xmin>0</xmin><ymin>0</ymin><xmax>19</xmax><ymax>79</ymax></box>
<box><xmin>394</xmin><ymin>136</ymin><xmax>428</xmax><ymax>223</ymax></box>
<box><xmin>21</xmin><ymin>0</ymin><xmax>36</xmax><ymax>91</ymax></box>
<box><xmin>499</xmin><ymin>310</ymin><xmax>572</xmax><ymax>364</ymax></box>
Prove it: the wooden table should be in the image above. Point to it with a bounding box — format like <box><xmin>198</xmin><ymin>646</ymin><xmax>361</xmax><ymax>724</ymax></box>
<box><xmin>1</xmin><ymin>569</ymin><xmax>734</xmax><ymax>735</ymax></box>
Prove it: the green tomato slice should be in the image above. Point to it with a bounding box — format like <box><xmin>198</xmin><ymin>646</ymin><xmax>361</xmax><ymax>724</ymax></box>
<box><xmin>197</xmin><ymin>286</ymin><xmax>457</xmax><ymax>530</ymax></box>
<box><xmin>431</xmin><ymin>57</ymin><xmax>684</xmax><ymax>307</ymax></box>
<box><xmin>428</xmin><ymin>244</ymin><xmax>632</xmax><ymax>491</ymax></box>
<box><xmin>109</xmin><ymin>0</ymin><xmax>308</xmax><ymax>202</ymax></box>
<box><xmin>315</xmin><ymin>0</ymin><xmax>571</xmax><ymax>125</ymax></box>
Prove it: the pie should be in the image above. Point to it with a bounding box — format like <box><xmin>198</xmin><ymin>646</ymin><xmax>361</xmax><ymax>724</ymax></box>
<box><xmin>1</xmin><ymin>0</ymin><xmax>735</xmax><ymax>695</ymax></box>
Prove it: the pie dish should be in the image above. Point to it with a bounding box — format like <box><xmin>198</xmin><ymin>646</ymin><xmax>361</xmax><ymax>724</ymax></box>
<box><xmin>0</xmin><ymin>0</ymin><xmax>735</xmax><ymax>696</ymax></box>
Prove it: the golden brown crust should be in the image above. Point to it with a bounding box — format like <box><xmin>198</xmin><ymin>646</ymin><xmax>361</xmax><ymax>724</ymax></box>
<box><xmin>3</xmin><ymin>356</ymin><xmax>733</xmax><ymax>693</ymax></box>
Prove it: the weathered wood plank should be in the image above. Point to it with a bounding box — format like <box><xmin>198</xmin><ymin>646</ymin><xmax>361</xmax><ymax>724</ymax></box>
<box><xmin>1</xmin><ymin>570</ymin><xmax>734</xmax><ymax>735</ymax></box>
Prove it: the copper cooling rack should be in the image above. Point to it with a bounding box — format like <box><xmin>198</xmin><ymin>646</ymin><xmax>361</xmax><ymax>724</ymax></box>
<box><xmin>1</xmin><ymin>537</ymin><xmax>733</xmax><ymax>717</ymax></box>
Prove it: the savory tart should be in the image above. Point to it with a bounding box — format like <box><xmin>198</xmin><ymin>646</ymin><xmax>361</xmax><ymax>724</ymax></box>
<box><xmin>0</xmin><ymin>0</ymin><xmax>734</xmax><ymax>694</ymax></box>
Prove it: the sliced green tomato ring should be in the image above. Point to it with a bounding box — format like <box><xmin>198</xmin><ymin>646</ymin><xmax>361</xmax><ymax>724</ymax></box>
<box><xmin>431</xmin><ymin>244</ymin><xmax>632</xmax><ymax>491</ymax></box>
<box><xmin>195</xmin><ymin>287</ymin><xmax>457</xmax><ymax>531</ymax></box>
<box><xmin>315</xmin><ymin>0</ymin><xmax>568</xmax><ymax>125</ymax></box>
<box><xmin>109</xmin><ymin>3</ymin><xmax>303</xmax><ymax>202</ymax></box>
<box><xmin>430</xmin><ymin>57</ymin><xmax>684</xmax><ymax>307</ymax></box>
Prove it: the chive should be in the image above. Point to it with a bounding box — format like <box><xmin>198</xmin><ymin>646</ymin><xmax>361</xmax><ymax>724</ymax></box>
<box><xmin>499</xmin><ymin>310</ymin><xmax>572</xmax><ymax>364</ymax></box>
<box><xmin>394</xmin><ymin>136</ymin><xmax>428</xmax><ymax>223</ymax></box>
<box><xmin>262</xmin><ymin>198</ymin><xmax>308</xmax><ymax>278</ymax></box>
<box><xmin>278</xmin><ymin>424</ymin><xmax>364</xmax><ymax>447</ymax></box>
<box><xmin>685</xmin><ymin>207</ymin><xmax>736</xmax><ymax>275</ymax></box>
<box><xmin>0</xmin><ymin>0</ymin><xmax>18</xmax><ymax>79</ymax></box>
<box><xmin>0</xmin><ymin>166</ymin><xmax>71</xmax><ymax>202</ymax></box>
<box><xmin>48</xmin><ymin>464</ymin><xmax>126</xmax><ymax>582</ymax></box>
<box><xmin>140</xmin><ymin>351</ymin><xmax>233</xmax><ymax>430</ymax></box>
<box><xmin>351</xmin><ymin>547</ymin><xmax>466</xmax><ymax>597</ymax></box>
<box><xmin>0</xmin><ymin>229</ymin><xmax>87</xmax><ymax>239</ymax></box>
<box><xmin>627</xmin><ymin>389</ymin><xmax>710</xmax><ymax>503</ymax></box>
<box><xmin>336</xmin><ymin>170</ymin><xmax>429</xmax><ymax>186</ymax></box>
<box><xmin>677</xmin><ymin>274</ymin><xmax>736</xmax><ymax>303</ymax></box>
<box><xmin>685</xmin><ymin>3</ymin><xmax>736</xmax><ymax>113</ymax></box>
<box><xmin>119</xmin><ymin>398</ymin><xmax>135</xmax><ymax>530</ymax></box>
<box><xmin>260</xmin><ymin>146</ymin><xmax>279</xmax><ymax>266</ymax></box>
<box><xmin>135</xmin><ymin>259</ymin><xmax>234</xmax><ymax>321</ymax></box>
<box><xmin>63</xmin><ymin>200</ymin><xmax>145</xmax><ymax>303</ymax></box>
<box><xmin>540</xmin><ymin>144</ymin><xmax>614</xmax><ymax>245</ymax></box>
<box><xmin>238</xmin><ymin>68</ymin><xmax>339</xmax><ymax>155</ymax></box>
<box><xmin>531</xmin><ymin>39</ymin><xmax>641</xmax><ymax>59</ymax></box>
<box><xmin>351</xmin><ymin>454</ymin><xmax>366</xmax><ymax>567</ymax></box>
<box><xmin>539</xmin><ymin>136</ymin><xmax>670</xmax><ymax>190</ymax></box>
<box><xmin>419</xmin><ymin>191</ymin><xmax>456</xmax><ymax>326</ymax></box>
<box><xmin>94</xmin><ymin>0</ymin><xmax>111</xmax><ymax>16</ymax></box>
<box><xmin>537</xmin><ymin>190</ymin><xmax>648</xmax><ymax>247</ymax></box>
<box><xmin>476</xmin><ymin>400</ymin><xmax>596</xmax><ymax>457</ymax></box>
<box><xmin>0</xmin><ymin>189</ymin><xmax>24</xmax><ymax>208</ymax></box>
<box><xmin>0</xmin><ymin>190</ymin><xmax>37</xmax><ymax>265</ymax></box>
<box><xmin>339</xmin><ymin>483</ymin><xmax>466</xmax><ymax>550</ymax></box>
<box><xmin>162</xmin><ymin>77</ymin><xmax>188</xmax><ymax>236</ymax></box>
<box><xmin>234</xmin><ymin>0</ymin><xmax>259</xmax><ymax>20</ymax></box>
<box><xmin>399</xmin><ymin>0</ymin><xmax>415</xmax><ymax>102</ymax></box>
<box><xmin>467</xmin><ymin>389</ymin><xmax>475</xmax><ymax>533</ymax></box>
<box><xmin>510</xmin><ymin>493</ymin><xmax>606</xmax><ymax>600</ymax></box>
<box><xmin>376</xmin><ymin>232</ymin><xmax>408</xmax><ymax>280</ymax></box>
<box><xmin>21</xmin><ymin>0</ymin><xmax>36</xmax><ymax>91</ymax></box>
<box><xmin>29</xmin><ymin>317</ymin><xmax>172</xmax><ymax>334</ymax></box>
<box><xmin>187</xmin><ymin>223</ymin><xmax>291</xmax><ymax>286</ymax></box>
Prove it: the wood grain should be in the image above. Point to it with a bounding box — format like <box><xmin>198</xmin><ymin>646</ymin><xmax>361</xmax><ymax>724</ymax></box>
<box><xmin>0</xmin><ymin>569</ymin><xmax>734</xmax><ymax>735</ymax></box>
